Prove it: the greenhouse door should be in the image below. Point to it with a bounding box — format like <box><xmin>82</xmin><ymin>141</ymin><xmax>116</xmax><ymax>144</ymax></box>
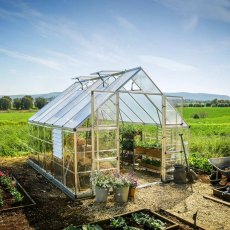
<box><xmin>161</xmin><ymin>95</ymin><xmax>189</xmax><ymax>181</ymax></box>
<box><xmin>91</xmin><ymin>91</ymin><xmax>120</xmax><ymax>174</ymax></box>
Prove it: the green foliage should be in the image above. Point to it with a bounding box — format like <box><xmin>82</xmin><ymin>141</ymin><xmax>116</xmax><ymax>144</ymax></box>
<box><xmin>193</xmin><ymin>113</ymin><xmax>199</xmax><ymax>119</ymax></box>
<box><xmin>0</xmin><ymin>124</ymin><xmax>29</xmax><ymax>156</ymax></box>
<box><xmin>183</xmin><ymin>107</ymin><xmax>230</xmax><ymax>172</ymax></box>
<box><xmin>189</xmin><ymin>152</ymin><xmax>213</xmax><ymax>173</ymax></box>
<box><xmin>142</xmin><ymin>158</ymin><xmax>161</xmax><ymax>167</ymax></box>
<box><xmin>112</xmin><ymin>173</ymin><xmax>131</xmax><ymax>188</ymax></box>
<box><xmin>0</xmin><ymin>172</ymin><xmax>24</xmax><ymax>204</ymax></box>
<box><xmin>90</xmin><ymin>171</ymin><xmax>112</xmax><ymax>189</ymax></box>
<box><xmin>131</xmin><ymin>212</ymin><xmax>165</xmax><ymax>229</ymax></box>
<box><xmin>64</xmin><ymin>224</ymin><xmax>102</xmax><ymax>230</ymax></box>
<box><xmin>110</xmin><ymin>216</ymin><xmax>127</xmax><ymax>228</ymax></box>
<box><xmin>135</xmin><ymin>141</ymin><xmax>161</xmax><ymax>148</ymax></box>
<box><xmin>21</xmin><ymin>95</ymin><xmax>33</xmax><ymax>110</ymax></box>
<box><xmin>13</xmin><ymin>98</ymin><xmax>22</xmax><ymax>110</ymax></box>
<box><xmin>34</xmin><ymin>97</ymin><xmax>48</xmax><ymax>109</ymax></box>
<box><xmin>0</xmin><ymin>97</ymin><xmax>11</xmax><ymax>110</ymax></box>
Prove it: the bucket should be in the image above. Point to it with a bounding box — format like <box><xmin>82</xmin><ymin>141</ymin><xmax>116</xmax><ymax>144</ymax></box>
<box><xmin>173</xmin><ymin>164</ymin><xmax>187</xmax><ymax>184</ymax></box>
<box><xmin>114</xmin><ymin>187</ymin><xmax>129</xmax><ymax>203</ymax></box>
<box><xmin>95</xmin><ymin>186</ymin><xmax>109</xmax><ymax>203</ymax></box>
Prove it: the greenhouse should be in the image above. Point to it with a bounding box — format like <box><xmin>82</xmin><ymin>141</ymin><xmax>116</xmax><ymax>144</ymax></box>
<box><xmin>28</xmin><ymin>67</ymin><xmax>190</xmax><ymax>199</ymax></box>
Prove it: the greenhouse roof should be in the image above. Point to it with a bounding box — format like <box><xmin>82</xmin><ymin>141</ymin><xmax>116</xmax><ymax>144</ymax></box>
<box><xmin>29</xmin><ymin>67</ymin><xmax>188</xmax><ymax>130</ymax></box>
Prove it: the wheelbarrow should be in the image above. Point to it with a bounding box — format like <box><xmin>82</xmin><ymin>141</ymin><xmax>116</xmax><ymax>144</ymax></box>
<box><xmin>208</xmin><ymin>156</ymin><xmax>230</xmax><ymax>185</ymax></box>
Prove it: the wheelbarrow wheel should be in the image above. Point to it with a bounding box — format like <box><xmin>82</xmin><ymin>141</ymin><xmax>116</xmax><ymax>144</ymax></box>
<box><xmin>209</xmin><ymin>171</ymin><xmax>222</xmax><ymax>185</ymax></box>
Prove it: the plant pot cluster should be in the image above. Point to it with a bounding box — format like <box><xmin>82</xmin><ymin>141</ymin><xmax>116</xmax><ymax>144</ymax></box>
<box><xmin>91</xmin><ymin>171</ymin><xmax>138</xmax><ymax>203</ymax></box>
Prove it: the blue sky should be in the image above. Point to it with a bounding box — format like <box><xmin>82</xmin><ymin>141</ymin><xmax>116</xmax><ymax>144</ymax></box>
<box><xmin>0</xmin><ymin>0</ymin><xmax>229</xmax><ymax>96</ymax></box>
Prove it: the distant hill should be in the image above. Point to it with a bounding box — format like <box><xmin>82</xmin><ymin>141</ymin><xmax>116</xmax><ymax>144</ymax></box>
<box><xmin>1</xmin><ymin>92</ymin><xmax>229</xmax><ymax>101</ymax></box>
<box><xmin>0</xmin><ymin>92</ymin><xmax>61</xmax><ymax>100</ymax></box>
<box><xmin>166</xmin><ymin>92</ymin><xmax>230</xmax><ymax>101</ymax></box>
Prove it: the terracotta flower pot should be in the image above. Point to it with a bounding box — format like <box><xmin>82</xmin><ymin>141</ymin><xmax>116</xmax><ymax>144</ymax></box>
<box><xmin>129</xmin><ymin>187</ymin><xmax>136</xmax><ymax>198</ymax></box>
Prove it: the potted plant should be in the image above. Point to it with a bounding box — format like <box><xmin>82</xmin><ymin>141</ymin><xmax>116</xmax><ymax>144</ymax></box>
<box><xmin>126</xmin><ymin>173</ymin><xmax>138</xmax><ymax>199</ymax></box>
<box><xmin>112</xmin><ymin>173</ymin><xmax>130</xmax><ymax>203</ymax></box>
<box><xmin>90</xmin><ymin>171</ymin><xmax>111</xmax><ymax>203</ymax></box>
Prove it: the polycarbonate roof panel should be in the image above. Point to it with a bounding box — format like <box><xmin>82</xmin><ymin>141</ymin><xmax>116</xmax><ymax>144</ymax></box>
<box><xmin>29</xmin><ymin>82</ymin><xmax>79</xmax><ymax>122</ymax></box>
<box><xmin>64</xmin><ymin>68</ymin><xmax>140</xmax><ymax>129</ymax></box>
<box><xmin>29</xmin><ymin>67</ymin><xmax>188</xmax><ymax>129</ymax></box>
<box><xmin>50</xmin><ymin>80</ymin><xmax>103</xmax><ymax>126</ymax></box>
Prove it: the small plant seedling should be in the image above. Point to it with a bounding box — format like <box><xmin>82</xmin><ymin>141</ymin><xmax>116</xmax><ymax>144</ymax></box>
<box><xmin>110</xmin><ymin>216</ymin><xmax>127</xmax><ymax>228</ymax></box>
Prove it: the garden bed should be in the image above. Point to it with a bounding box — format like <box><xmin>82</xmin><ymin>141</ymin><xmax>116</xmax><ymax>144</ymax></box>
<box><xmin>0</xmin><ymin>172</ymin><xmax>36</xmax><ymax>212</ymax></box>
<box><xmin>74</xmin><ymin>209</ymin><xmax>179</xmax><ymax>229</ymax></box>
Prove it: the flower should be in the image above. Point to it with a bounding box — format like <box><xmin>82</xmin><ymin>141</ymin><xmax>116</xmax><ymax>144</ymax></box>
<box><xmin>90</xmin><ymin>171</ymin><xmax>112</xmax><ymax>189</ymax></box>
<box><xmin>112</xmin><ymin>172</ymin><xmax>131</xmax><ymax>188</ymax></box>
<box><xmin>126</xmin><ymin>173</ymin><xmax>138</xmax><ymax>188</ymax></box>
<box><xmin>0</xmin><ymin>171</ymin><xmax>3</xmax><ymax>177</ymax></box>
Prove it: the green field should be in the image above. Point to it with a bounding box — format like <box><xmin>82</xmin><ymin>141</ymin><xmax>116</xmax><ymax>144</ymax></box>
<box><xmin>0</xmin><ymin>110</ymin><xmax>35</xmax><ymax>125</ymax></box>
<box><xmin>0</xmin><ymin>108</ymin><xmax>229</xmax><ymax>172</ymax></box>
<box><xmin>0</xmin><ymin>111</ymin><xmax>35</xmax><ymax>156</ymax></box>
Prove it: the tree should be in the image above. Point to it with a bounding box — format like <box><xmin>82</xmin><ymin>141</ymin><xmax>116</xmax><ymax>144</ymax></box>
<box><xmin>21</xmin><ymin>95</ymin><xmax>33</xmax><ymax>110</ymax></box>
<box><xmin>13</xmin><ymin>98</ymin><xmax>22</xmax><ymax>110</ymax></box>
<box><xmin>34</xmin><ymin>97</ymin><xmax>47</xmax><ymax>109</ymax></box>
<box><xmin>2</xmin><ymin>96</ymin><xmax>12</xmax><ymax>103</ymax></box>
<box><xmin>0</xmin><ymin>97</ymin><xmax>11</xmax><ymax>110</ymax></box>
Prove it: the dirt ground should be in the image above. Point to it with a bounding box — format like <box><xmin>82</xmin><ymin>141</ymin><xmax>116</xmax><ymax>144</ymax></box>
<box><xmin>0</xmin><ymin>157</ymin><xmax>229</xmax><ymax>230</ymax></box>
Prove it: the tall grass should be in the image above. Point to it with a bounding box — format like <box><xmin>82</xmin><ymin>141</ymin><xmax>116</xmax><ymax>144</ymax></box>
<box><xmin>0</xmin><ymin>124</ymin><xmax>29</xmax><ymax>156</ymax></box>
<box><xmin>0</xmin><ymin>111</ymin><xmax>33</xmax><ymax>156</ymax></box>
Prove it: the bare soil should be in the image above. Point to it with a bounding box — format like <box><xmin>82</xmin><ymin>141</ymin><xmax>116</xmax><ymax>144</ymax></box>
<box><xmin>0</xmin><ymin>157</ymin><xmax>229</xmax><ymax>230</ymax></box>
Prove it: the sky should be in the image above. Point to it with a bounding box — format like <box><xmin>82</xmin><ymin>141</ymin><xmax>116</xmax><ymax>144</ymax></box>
<box><xmin>0</xmin><ymin>0</ymin><xmax>229</xmax><ymax>96</ymax></box>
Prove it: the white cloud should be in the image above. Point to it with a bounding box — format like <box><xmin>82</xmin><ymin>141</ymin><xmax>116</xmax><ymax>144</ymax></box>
<box><xmin>0</xmin><ymin>48</ymin><xmax>62</xmax><ymax>70</ymax></box>
<box><xmin>139</xmin><ymin>55</ymin><xmax>198</xmax><ymax>72</ymax></box>
<box><xmin>116</xmin><ymin>16</ymin><xmax>136</xmax><ymax>30</ymax></box>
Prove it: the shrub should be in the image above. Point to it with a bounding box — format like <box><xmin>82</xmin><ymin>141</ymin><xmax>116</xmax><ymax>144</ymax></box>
<box><xmin>193</xmin><ymin>113</ymin><xmax>199</xmax><ymax>119</ymax></box>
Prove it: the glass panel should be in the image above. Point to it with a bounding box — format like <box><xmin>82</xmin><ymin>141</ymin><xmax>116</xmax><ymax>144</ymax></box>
<box><xmin>148</xmin><ymin>95</ymin><xmax>162</xmax><ymax>112</ymax></box>
<box><xmin>47</xmin><ymin>81</ymin><xmax>102</xmax><ymax>125</ymax></box>
<box><xmin>44</xmin><ymin>143</ymin><xmax>53</xmax><ymax>173</ymax></box>
<box><xmin>44</xmin><ymin>127</ymin><xmax>52</xmax><ymax>143</ymax></box>
<box><xmin>78</xmin><ymin>172</ymin><xmax>91</xmax><ymax>192</ymax></box>
<box><xmin>130</xmin><ymin>69</ymin><xmax>162</xmax><ymax>94</ymax></box>
<box><xmin>37</xmin><ymin>140</ymin><xmax>44</xmax><ymax>167</ymax></box>
<box><xmin>38</xmin><ymin>126</ymin><xmax>44</xmax><ymax>140</ymax></box>
<box><xmin>120</xmin><ymin>93</ymin><xmax>155</xmax><ymax>124</ymax></box>
<box><xmin>39</xmin><ymin>89</ymin><xmax>83</xmax><ymax>124</ymax></box>
<box><xmin>94</xmin><ymin>92</ymin><xmax>117</xmax><ymax>126</ymax></box>
<box><xmin>119</xmin><ymin>99</ymin><xmax>143</xmax><ymax>123</ymax></box>
<box><xmin>119</xmin><ymin>111</ymin><xmax>132</xmax><ymax>123</ymax></box>
<box><xmin>53</xmin><ymin>157</ymin><xmax>63</xmax><ymax>182</ymax></box>
<box><xmin>132</xmin><ymin>93</ymin><xmax>161</xmax><ymax>124</ymax></box>
<box><xmin>106</xmin><ymin>68</ymin><xmax>140</xmax><ymax>92</ymax></box>
<box><xmin>30</xmin><ymin>82</ymin><xmax>81</xmax><ymax>122</ymax></box>
<box><xmin>94</xmin><ymin>161</ymin><xmax>117</xmax><ymax>170</ymax></box>
<box><xmin>61</xmin><ymin>76</ymin><xmax>116</xmax><ymax>129</ymax></box>
<box><xmin>65</xmin><ymin>171</ymin><xmax>75</xmax><ymax>192</ymax></box>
